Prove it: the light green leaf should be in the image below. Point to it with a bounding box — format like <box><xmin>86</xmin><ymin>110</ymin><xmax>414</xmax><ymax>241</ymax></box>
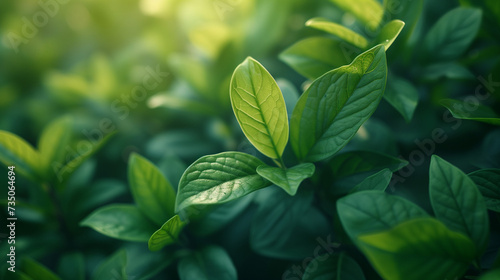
<box><xmin>128</xmin><ymin>153</ymin><xmax>176</xmax><ymax>225</ymax></box>
<box><xmin>291</xmin><ymin>45</ymin><xmax>387</xmax><ymax>162</ymax></box>
<box><xmin>178</xmin><ymin>246</ymin><xmax>237</xmax><ymax>280</ymax></box>
<box><xmin>230</xmin><ymin>57</ymin><xmax>288</xmax><ymax>160</ymax></box>
<box><xmin>0</xmin><ymin>130</ymin><xmax>41</xmax><ymax>181</ymax></box>
<box><xmin>430</xmin><ymin>155</ymin><xmax>489</xmax><ymax>252</ymax></box>
<box><xmin>302</xmin><ymin>252</ymin><xmax>365</xmax><ymax>280</ymax></box>
<box><xmin>384</xmin><ymin>75</ymin><xmax>418</xmax><ymax>123</ymax></box>
<box><xmin>148</xmin><ymin>215</ymin><xmax>186</xmax><ymax>251</ymax></box>
<box><xmin>175</xmin><ymin>152</ymin><xmax>271</xmax><ymax>212</ymax></box>
<box><xmin>374</xmin><ymin>20</ymin><xmax>405</xmax><ymax>50</ymax></box>
<box><xmin>21</xmin><ymin>258</ymin><xmax>61</xmax><ymax>280</ymax></box>
<box><xmin>81</xmin><ymin>204</ymin><xmax>157</xmax><ymax>242</ymax></box>
<box><xmin>349</xmin><ymin>168</ymin><xmax>392</xmax><ymax>193</ymax></box>
<box><xmin>469</xmin><ymin>169</ymin><xmax>500</xmax><ymax>212</ymax></box>
<box><xmin>329</xmin><ymin>0</ymin><xmax>383</xmax><ymax>31</ymax></box>
<box><xmin>280</xmin><ymin>37</ymin><xmax>362</xmax><ymax>80</ymax></box>
<box><xmin>424</xmin><ymin>7</ymin><xmax>482</xmax><ymax>61</ymax></box>
<box><xmin>257</xmin><ymin>163</ymin><xmax>315</xmax><ymax>195</ymax></box>
<box><xmin>440</xmin><ymin>98</ymin><xmax>500</xmax><ymax>125</ymax></box>
<box><xmin>357</xmin><ymin>218</ymin><xmax>476</xmax><ymax>280</ymax></box>
<box><xmin>337</xmin><ymin>191</ymin><xmax>428</xmax><ymax>242</ymax></box>
<box><xmin>306</xmin><ymin>18</ymin><xmax>369</xmax><ymax>49</ymax></box>
<box><xmin>92</xmin><ymin>250</ymin><xmax>127</xmax><ymax>280</ymax></box>
<box><xmin>38</xmin><ymin>116</ymin><xmax>73</xmax><ymax>180</ymax></box>
<box><xmin>421</xmin><ymin>62</ymin><xmax>474</xmax><ymax>80</ymax></box>
<box><xmin>328</xmin><ymin>151</ymin><xmax>408</xmax><ymax>179</ymax></box>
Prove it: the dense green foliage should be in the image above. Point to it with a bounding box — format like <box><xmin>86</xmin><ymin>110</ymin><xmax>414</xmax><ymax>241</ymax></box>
<box><xmin>1</xmin><ymin>0</ymin><xmax>500</xmax><ymax>279</ymax></box>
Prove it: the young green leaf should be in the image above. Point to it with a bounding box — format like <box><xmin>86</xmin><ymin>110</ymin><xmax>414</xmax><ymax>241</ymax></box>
<box><xmin>429</xmin><ymin>155</ymin><xmax>489</xmax><ymax>252</ymax></box>
<box><xmin>469</xmin><ymin>169</ymin><xmax>500</xmax><ymax>212</ymax></box>
<box><xmin>349</xmin><ymin>168</ymin><xmax>392</xmax><ymax>193</ymax></box>
<box><xmin>175</xmin><ymin>152</ymin><xmax>271</xmax><ymax>212</ymax></box>
<box><xmin>291</xmin><ymin>45</ymin><xmax>387</xmax><ymax>162</ymax></box>
<box><xmin>384</xmin><ymin>75</ymin><xmax>418</xmax><ymax>123</ymax></box>
<box><xmin>329</xmin><ymin>0</ymin><xmax>383</xmax><ymax>31</ymax></box>
<box><xmin>302</xmin><ymin>253</ymin><xmax>366</xmax><ymax>280</ymax></box>
<box><xmin>306</xmin><ymin>18</ymin><xmax>369</xmax><ymax>49</ymax></box>
<box><xmin>357</xmin><ymin>217</ymin><xmax>476</xmax><ymax>280</ymax></box>
<box><xmin>148</xmin><ymin>215</ymin><xmax>186</xmax><ymax>251</ymax></box>
<box><xmin>178</xmin><ymin>246</ymin><xmax>237</xmax><ymax>280</ymax></box>
<box><xmin>337</xmin><ymin>191</ymin><xmax>428</xmax><ymax>242</ymax></box>
<box><xmin>424</xmin><ymin>7</ymin><xmax>482</xmax><ymax>61</ymax></box>
<box><xmin>440</xmin><ymin>98</ymin><xmax>500</xmax><ymax>125</ymax></box>
<box><xmin>328</xmin><ymin>151</ymin><xmax>408</xmax><ymax>179</ymax></box>
<box><xmin>257</xmin><ymin>163</ymin><xmax>315</xmax><ymax>196</ymax></box>
<box><xmin>230</xmin><ymin>57</ymin><xmax>288</xmax><ymax>160</ymax></box>
<box><xmin>0</xmin><ymin>130</ymin><xmax>41</xmax><ymax>181</ymax></box>
<box><xmin>374</xmin><ymin>20</ymin><xmax>405</xmax><ymax>50</ymax></box>
<box><xmin>92</xmin><ymin>250</ymin><xmax>127</xmax><ymax>280</ymax></box>
<box><xmin>38</xmin><ymin>116</ymin><xmax>73</xmax><ymax>180</ymax></box>
<box><xmin>21</xmin><ymin>258</ymin><xmax>61</xmax><ymax>280</ymax></box>
<box><xmin>128</xmin><ymin>153</ymin><xmax>176</xmax><ymax>226</ymax></box>
<box><xmin>81</xmin><ymin>204</ymin><xmax>157</xmax><ymax>242</ymax></box>
<box><xmin>279</xmin><ymin>37</ymin><xmax>362</xmax><ymax>80</ymax></box>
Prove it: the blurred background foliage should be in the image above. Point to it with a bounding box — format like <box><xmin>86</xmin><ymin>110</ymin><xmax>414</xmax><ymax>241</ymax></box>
<box><xmin>0</xmin><ymin>0</ymin><xmax>499</xmax><ymax>279</ymax></box>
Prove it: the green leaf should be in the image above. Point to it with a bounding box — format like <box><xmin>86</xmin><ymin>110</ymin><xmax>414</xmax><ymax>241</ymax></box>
<box><xmin>384</xmin><ymin>75</ymin><xmax>418</xmax><ymax>123</ymax></box>
<box><xmin>357</xmin><ymin>217</ymin><xmax>476</xmax><ymax>280</ymax></box>
<box><xmin>329</xmin><ymin>0</ymin><xmax>383</xmax><ymax>31</ymax></box>
<box><xmin>349</xmin><ymin>168</ymin><xmax>392</xmax><ymax>193</ymax></box>
<box><xmin>178</xmin><ymin>246</ymin><xmax>237</xmax><ymax>280</ymax></box>
<box><xmin>128</xmin><ymin>153</ymin><xmax>176</xmax><ymax>225</ymax></box>
<box><xmin>291</xmin><ymin>46</ymin><xmax>387</xmax><ymax>162</ymax></box>
<box><xmin>81</xmin><ymin>204</ymin><xmax>157</xmax><ymax>242</ymax></box>
<box><xmin>383</xmin><ymin>0</ymin><xmax>423</xmax><ymax>43</ymax></box>
<box><xmin>21</xmin><ymin>258</ymin><xmax>61</xmax><ymax>280</ymax></box>
<box><xmin>469</xmin><ymin>169</ymin><xmax>500</xmax><ymax>212</ymax></box>
<box><xmin>38</xmin><ymin>116</ymin><xmax>73</xmax><ymax>180</ymax></box>
<box><xmin>0</xmin><ymin>130</ymin><xmax>41</xmax><ymax>181</ymax></box>
<box><xmin>337</xmin><ymin>191</ymin><xmax>428</xmax><ymax>242</ymax></box>
<box><xmin>125</xmin><ymin>244</ymin><xmax>174</xmax><ymax>280</ymax></box>
<box><xmin>92</xmin><ymin>250</ymin><xmax>127</xmax><ymax>280</ymax></box>
<box><xmin>279</xmin><ymin>37</ymin><xmax>362</xmax><ymax>80</ymax></box>
<box><xmin>328</xmin><ymin>151</ymin><xmax>407</xmax><ymax>179</ymax></box>
<box><xmin>440</xmin><ymin>98</ymin><xmax>500</xmax><ymax>125</ymax></box>
<box><xmin>148</xmin><ymin>215</ymin><xmax>186</xmax><ymax>251</ymax></box>
<box><xmin>421</xmin><ymin>62</ymin><xmax>474</xmax><ymax>81</ymax></box>
<box><xmin>480</xmin><ymin>268</ymin><xmax>500</xmax><ymax>280</ymax></box>
<box><xmin>175</xmin><ymin>152</ymin><xmax>271</xmax><ymax>212</ymax></box>
<box><xmin>302</xmin><ymin>252</ymin><xmax>366</xmax><ymax>280</ymax></box>
<box><xmin>374</xmin><ymin>20</ymin><xmax>405</xmax><ymax>50</ymax></box>
<box><xmin>57</xmin><ymin>253</ymin><xmax>85</xmax><ymax>280</ymax></box>
<box><xmin>256</xmin><ymin>163</ymin><xmax>315</xmax><ymax>195</ymax></box>
<box><xmin>429</xmin><ymin>155</ymin><xmax>489</xmax><ymax>252</ymax></box>
<box><xmin>306</xmin><ymin>18</ymin><xmax>369</xmax><ymax>49</ymax></box>
<box><xmin>230</xmin><ymin>57</ymin><xmax>288</xmax><ymax>160</ymax></box>
<box><xmin>424</xmin><ymin>7</ymin><xmax>483</xmax><ymax>61</ymax></box>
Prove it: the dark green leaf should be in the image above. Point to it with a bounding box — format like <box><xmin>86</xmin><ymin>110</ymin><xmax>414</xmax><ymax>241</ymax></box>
<box><xmin>21</xmin><ymin>258</ymin><xmax>61</xmax><ymax>280</ymax></box>
<box><xmin>291</xmin><ymin>45</ymin><xmax>387</xmax><ymax>162</ymax></box>
<box><xmin>175</xmin><ymin>152</ymin><xmax>271</xmax><ymax>212</ymax></box>
<box><xmin>424</xmin><ymin>7</ymin><xmax>482</xmax><ymax>61</ymax></box>
<box><xmin>178</xmin><ymin>246</ymin><xmax>237</xmax><ymax>280</ymax></box>
<box><xmin>384</xmin><ymin>75</ymin><xmax>418</xmax><ymax>122</ymax></box>
<box><xmin>480</xmin><ymin>268</ymin><xmax>500</xmax><ymax>280</ymax></box>
<box><xmin>57</xmin><ymin>253</ymin><xmax>85</xmax><ymax>280</ymax></box>
<box><xmin>440</xmin><ymin>98</ymin><xmax>500</xmax><ymax>125</ymax></box>
<box><xmin>92</xmin><ymin>250</ymin><xmax>127</xmax><ymax>280</ymax></box>
<box><xmin>357</xmin><ymin>218</ymin><xmax>475</xmax><ymax>280</ymax></box>
<box><xmin>302</xmin><ymin>252</ymin><xmax>366</xmax><ymax>280</ymax></box>
<box><xmin>81</xmin><ymin>204</ymin><xmax>157</xmax><ymax>242</ymax></box>
<box><xmin>230</xmin><ymin>57</ymin><xmax>288</xmax><ymax>160</ymax></box>
<box><xmin>280</xmin><ymin>37</ymin><xmax>362</xmax><ymax>80</ymax></box>
<box><xmin>306</xmin><ymin>18</ymin><xmax>369</xmax><ymax>49</ymax></box>
<box><xmin>421</xmin><ymin>62</ymin><xmax>474</xmax><ymax>80</ymax></box>
<box><xmin>148</xmin><ymin>215</ymin><xmax>186</xmax><ymax>251</ymax></box>
<box><xmin>128</xmin><ymin>153</ymin><xmax>176</xmax><ymax>225</ymax></box>
<box><xmin>337</xmin><ymin>191</ymin><xmax>428</xmax><ymax>242</ymax></box>
<box><xmin>328</xmin><ymin>151</ymin><xmax>408</xmax><ymax>179</ymax></box>
<box><xmin>257</xmin><ymin>163</ymin><xmax>315</xmax><ymax>195</ymax></box>
<box><xmin>350</xmin><ymin>168</ymin><xmax>392</xmax><ymax>193</ymax></box>
<box><xmin>469</xmin><ymin>169</ymin><xmax>500</xmax><ymax>212</ymax></box>
<box><xmin>429</xmin><ymin>155</ymin><xmax>489</xmax><ymax>252</ymax></box>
